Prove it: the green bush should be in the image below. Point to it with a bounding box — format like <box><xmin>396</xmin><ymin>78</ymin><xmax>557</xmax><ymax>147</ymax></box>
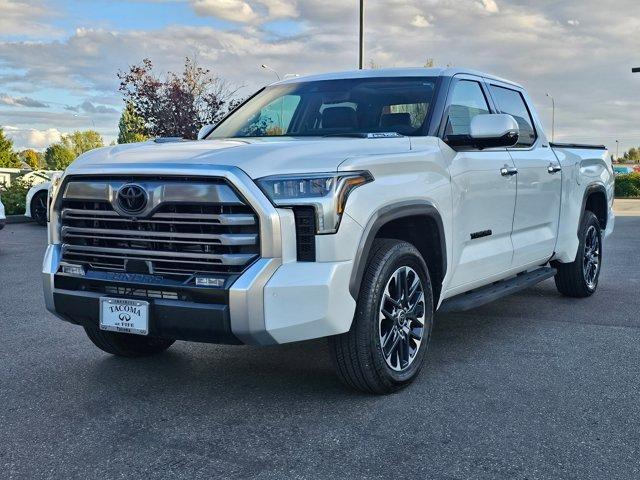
<box><xmin>0</xmin><ymin>176</ymin><xmax>30</xmax><ymax>215</ymax></box>
<box><xmin>615</xmin><ymin>173</ymin><xmax>640</xmax><ymax>198</ymax></box>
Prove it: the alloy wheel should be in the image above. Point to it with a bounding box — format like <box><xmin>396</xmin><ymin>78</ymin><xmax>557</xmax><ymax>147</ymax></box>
<box><xmin>583</xmin><ymin>225</ymin><xmax>601</xmax><ymax>289</ymax></box>
<box><xmin>378</xmin><ymin>265</ymin><xmax>426</xmax><ymax>372</ymax></box>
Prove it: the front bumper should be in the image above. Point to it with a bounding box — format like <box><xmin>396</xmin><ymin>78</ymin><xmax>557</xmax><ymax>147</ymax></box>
<box><xmin>43</xmin><ymin>244</ymin><xmax>357</xmax><ymax>345</ymax></box>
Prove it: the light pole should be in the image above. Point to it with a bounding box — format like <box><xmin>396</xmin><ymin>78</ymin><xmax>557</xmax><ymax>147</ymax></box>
<box><xmin>74</xmin><ymin>114</ymin><xmax>95</xmax><ymax>129</ymax></box>
<box><xmin>546</xmin><ymin>93</ymin><xmax>555</xmax><ymax>142</ymax></box>
<box><xmin>616</xmin><ymin>139</ymin><xmax>619</xmax><ymax>160</ymax></box>
<box><xmin>359</xmin><ymin>0</ymin><xmax>364</xmax><ymax>69</ymax></box>
<box><xmin>261</xmin><ymin>64</ymin><xmax>281</xmax><ymax>80</ymax></box>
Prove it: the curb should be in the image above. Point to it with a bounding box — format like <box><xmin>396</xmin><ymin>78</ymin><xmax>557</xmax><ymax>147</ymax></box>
<box><xmin>6</xmin><ymin>215</ymin><xmax>31</xmax><ymax>224</ymax></box>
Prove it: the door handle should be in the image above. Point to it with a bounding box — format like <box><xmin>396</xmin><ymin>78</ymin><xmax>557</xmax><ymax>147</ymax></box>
<box><xmin>500</xmin><ymin>166</ymin><xmax>518</xmax><ymax>176</ymax></box>
<box><xmin>547</xmin><ymin>164</ymin><xmax>562</xmax><ymax>174</ymax></box>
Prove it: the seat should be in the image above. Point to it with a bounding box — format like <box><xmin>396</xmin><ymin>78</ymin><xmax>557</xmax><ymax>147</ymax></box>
<box><xmin>380</xmin><ymin>112</ymin><xmax>411</xmax><ymax>128</ymax></box>
<box><xmin>321</xmin><ymin>107</ymin><xmax>358</xmax><ymax>130</ymax></box>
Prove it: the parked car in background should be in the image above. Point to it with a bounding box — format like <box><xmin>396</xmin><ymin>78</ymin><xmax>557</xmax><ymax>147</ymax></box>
<box><xmin>25</xmin><ymin>181</ymin><xmax>51</xmax><ymax>226</ymax></box>
<box><xmin>613</xmin><ymin>166</ymin><xmax>634</xmax><ymax>175</ymax></box>
<box><xmin>0</xmin><ymin>194</ymin><xmax>5</xmax><ymax>230</ymax></box>
<box><xmin>25</xmin><ymin>171</ymin><xmax>62</xmax><ymax>226</ymax></box>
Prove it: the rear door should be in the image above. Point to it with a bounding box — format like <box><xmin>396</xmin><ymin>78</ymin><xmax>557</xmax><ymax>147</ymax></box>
<box><xmin>487</xmin><ymin>83</ymin><xmax>562</xmax><ymax>267</ymax></box>
<box><xmin>443</xmin><ymin>76</ymin><xmax>517</xmax><ymax>289</ymax></box>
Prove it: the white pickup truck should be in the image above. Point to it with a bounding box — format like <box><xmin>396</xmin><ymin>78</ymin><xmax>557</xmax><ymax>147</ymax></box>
<box><xmin>43</xmin><ymin>68</ymin><xmax>614</xmax><ymax>393</ymax></box>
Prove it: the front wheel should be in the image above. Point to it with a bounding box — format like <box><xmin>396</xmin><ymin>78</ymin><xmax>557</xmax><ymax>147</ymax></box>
<box><xmin>329</xmin><ymin>239</ymin><xmax>434</xmax><ymax>394</ymax></box>
<box><xmin>554</xmin><ymin>210</ymin><xmax>603</xmax><ymax>298</ymax></box>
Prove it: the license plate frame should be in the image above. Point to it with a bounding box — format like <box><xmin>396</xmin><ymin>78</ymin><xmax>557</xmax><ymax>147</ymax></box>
<box><xmin>99</xmin><ymin>297</ymin><xmax>149</xmax><ymax>336</ymax></box>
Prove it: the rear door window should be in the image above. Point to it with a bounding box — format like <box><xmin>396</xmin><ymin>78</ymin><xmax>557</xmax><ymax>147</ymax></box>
<box><xmin>489</xmin><ymin>86</ymin><xmax>537</xmax><ymax>147</ymax></box>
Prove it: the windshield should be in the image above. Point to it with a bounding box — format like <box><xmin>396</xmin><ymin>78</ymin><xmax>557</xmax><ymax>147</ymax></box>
<box><xmin>209</xmin><ymin>77</ymin><xmax>437</xmax><ymax>138</ymax></box>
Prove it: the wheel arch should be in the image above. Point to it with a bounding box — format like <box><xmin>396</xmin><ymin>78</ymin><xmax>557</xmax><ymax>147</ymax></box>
<box><xmin>581</xmin><ymin>183</ymin><xmax>608</xmax><ymax>231</ymax></box>
<box><xmin>349</xmin><ymin>200</ymin><xmax>447</xmax><ymax>304</ymax></box>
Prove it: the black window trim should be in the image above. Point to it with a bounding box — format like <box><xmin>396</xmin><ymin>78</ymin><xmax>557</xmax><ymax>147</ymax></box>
<box><xmin>209</xmin><ymin>76</ymin><xmax>440</xmax><ymax>139</ymax></box>
<box><xmin>485</xmin><ymin>82</ymin><xmax>539</xmax><ymax>151</ymax></box>
<box><xmin>437</xmin><ymin>73</ymin><xmax>500</xmax><ymax>150</ymax></box>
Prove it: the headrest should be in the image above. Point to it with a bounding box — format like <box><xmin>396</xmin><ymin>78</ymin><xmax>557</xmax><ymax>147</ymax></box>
<box><xmin>322</xmin><ymin>107</ymin><xmax>357</xmax><ymax>129</ymax></box>
<box><xmin>380</xmin><ymin>112</ymin><xmax>411</xmax><ymax>127</ymax></box>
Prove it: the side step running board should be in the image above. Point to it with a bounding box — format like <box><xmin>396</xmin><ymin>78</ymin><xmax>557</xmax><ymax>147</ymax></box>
<box><xmin>439</xmin><ymin>267</ymin><xmax>557</xmax><ymax>313</ymax></box>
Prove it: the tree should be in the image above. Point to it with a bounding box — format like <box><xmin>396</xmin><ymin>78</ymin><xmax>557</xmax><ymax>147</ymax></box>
<box><xmin>0</xmin><ymin>128</ymin><xmax>20</xmax><ymax>168</ymax></box>
<box><xmin>44</xmin><ymin>130</ymin><xmax>104</xmax><ymax>170</ymax></box>
<box><xmin>19</xmin><ymin>149</ymin><xmax>45</xmax><ymax>170</ymax></box>
<box><xmin>118</xmin><ymin>101</ymin><xmax>148</xmax><ymax>144</ymax></box>
<box><xmin>118</xmin><ymin>57</ymin><xmax>239</xmax><ymax>140</ymax></box>
<box><xmin>61</xmin><ymin>130</ymin><xmax>104</xmax><ymax>157</ymax></box>
<box><xmin>44</xmin><ymin>144</ymin><xmax>75</xmax><ymax>170</ymax></box>
<box><xmin>622</xmin><ymin>147</ymin><xmax>640</xmax><ymax>163</ymax></box>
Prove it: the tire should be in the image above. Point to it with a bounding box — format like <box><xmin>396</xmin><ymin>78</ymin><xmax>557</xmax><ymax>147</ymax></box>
<box><xmin>329</xmin><ymin>239</ymin><xmax>434</xmax><ymax>394</ymax></box>
<box><xmin>84</xmin><ymin>325</ymin><xmax>175</xmax><ymax>357</ymax></box>
<box><xmin>31</xmin><ymin>191</ymin><xmax>48</xmax><ymax>226</ymax></box>
<box><xmin>554</xmin><ymin>210</ymin><xmax>602</xmax><ymax>298</ymax></box>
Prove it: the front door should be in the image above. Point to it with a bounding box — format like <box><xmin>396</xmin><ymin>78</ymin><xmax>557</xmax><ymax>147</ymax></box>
<box><xmin>443</xmin><ymin>77</ymin><xmax>517</xmax><ymax>289</ymax></box>
<box><xmin>488</xmin><ymin>84</ymin><xmax>562</xmax><ymax>267</ymax></box>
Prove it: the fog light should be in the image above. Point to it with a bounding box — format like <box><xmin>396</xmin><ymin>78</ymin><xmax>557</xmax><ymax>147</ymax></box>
<box><xmin>195</xmin><ymin>276</ymin><xmax>225</xmax><ymax>287</ymax></box>
<box><xmin>61</xmin><ymin>264</ymin><xmax>85</xmax><ymax>276</ymax></box>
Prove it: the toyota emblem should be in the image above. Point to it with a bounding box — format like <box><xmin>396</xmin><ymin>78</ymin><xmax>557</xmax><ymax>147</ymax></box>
<box><xmin>117</xmin><ymin>184</ymin><xmax>148</xmax><ymax>215</ymax></box>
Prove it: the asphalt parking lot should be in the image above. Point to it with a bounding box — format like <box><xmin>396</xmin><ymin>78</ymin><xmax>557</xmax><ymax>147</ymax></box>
<box><xmin>1</xmin><ymin>219</ymin><xmax>639</xmax><ymax>480</ymax></box>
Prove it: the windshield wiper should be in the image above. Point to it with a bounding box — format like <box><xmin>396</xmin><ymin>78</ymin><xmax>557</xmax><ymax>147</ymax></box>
<box><xmin>322</xmin><ymin>132</ymin><xmax>370</xmax><ymax>138</ymax></box>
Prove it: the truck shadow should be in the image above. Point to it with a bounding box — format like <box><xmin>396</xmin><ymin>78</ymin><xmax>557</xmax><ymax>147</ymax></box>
<box><xmin>70</xmin><ymin>280</ymin><xmax>584</xmax><ymax>414</ymax></box>
<box><xmin>75</xmin><ymin>296</ymin><xmax>541</xmax><ymax>411</ymax></box>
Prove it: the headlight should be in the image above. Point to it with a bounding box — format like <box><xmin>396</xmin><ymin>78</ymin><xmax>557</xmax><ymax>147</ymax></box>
<box><xmin>256</xmin><ymin>171</ymin><xmax>373</xmax><ymax>234</ymax></box>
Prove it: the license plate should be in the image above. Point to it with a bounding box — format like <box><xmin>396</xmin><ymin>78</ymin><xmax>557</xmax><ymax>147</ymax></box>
<box><xmin>100</xmin><ymin>298</ymin><xmax>149</xmax><ymax>336</ymax></box>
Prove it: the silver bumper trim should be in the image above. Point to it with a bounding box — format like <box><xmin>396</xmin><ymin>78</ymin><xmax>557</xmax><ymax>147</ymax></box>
<box><xmin>229</xmin><ymin>258</ymin><xmax>281</xmax><ymax>345</ymax></box>
<box><xmin>42</xmin><ymin>244</ymin><xmax>62</xmax><ymax>315</ymax></box>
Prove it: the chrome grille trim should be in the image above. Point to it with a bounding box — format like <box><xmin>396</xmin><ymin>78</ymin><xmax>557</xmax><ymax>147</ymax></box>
<box><xmin>58</xmin><ymin>176</ymin><xmax>262</xmax><ymax>279</ymax></box>
<box><xmin>61</xmin><ymin>226</ymin><xmax>258</xmax><ymax>246</ymax></box>
<box><xmin>62</xmin><ymin>244</ymin><xmax>256</xmax><ymax>265</ymax></box>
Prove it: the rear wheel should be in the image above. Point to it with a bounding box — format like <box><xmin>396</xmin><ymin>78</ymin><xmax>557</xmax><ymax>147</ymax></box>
<box><xmin>31</xmin><ymin>191</ymin><xmax>48</xmax><ymax>226</ymax></box>
<box><xmin>329</xmin><ymin>239</ymin><xmax>434</xmax><ymax>394</ymax></box>
<box><xmin>554</xmin><ymin>210</ymin><xmax>602</xmax><ymax>297</ymax></box>
<box><xmin>84</xmin><ymin>325</ymin><xmax>175</xmax><ymax>357</ymax></box>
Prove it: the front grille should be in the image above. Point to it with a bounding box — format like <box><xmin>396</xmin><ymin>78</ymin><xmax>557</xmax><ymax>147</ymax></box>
<box><xmin>59</xmin><ymin>177</ymin><xmax>260</xmax><ymax>281</ymax></box>
<box><xmin>103</xmin><ymin>285</ymin><xmax>179</xmax><ymax>300</ymax></box>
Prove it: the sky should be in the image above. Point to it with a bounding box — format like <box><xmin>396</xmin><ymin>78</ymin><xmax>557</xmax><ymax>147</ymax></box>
<box><xmin>0</xmin><ymin>0</ymin><xmax>638</xmax><ymax>154</ymax></box>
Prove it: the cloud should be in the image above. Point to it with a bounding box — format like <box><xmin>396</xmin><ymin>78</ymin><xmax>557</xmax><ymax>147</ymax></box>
<box><xmin>190</xmin><ymin>0</ymin><xmax>298</xmax><ymax>22</ymax></box>
<box><xmin>478</xmin><ymin>0</ymin><xmax>499</xmax><ymax>13</ymax></box>
<box><xmin>411</xmin><ymin>15</ymin><xmax>432</xmax><ymax>28</ymax></box>
<box><xmin>0</xmin><ymin>0</ymin><xmax>638</xmax><ymax>152</ymax></box>
<box><xmin>191</xmin><ymin>0</ymin><xmax>258</xmax><ymax>22</ymax></box>
<box><xmin>0</xmin><ymin>93</ymin><xmax>49</xmax><ymax>108</ymax></box>
<box><xmin>0</xmin><ymin>0</ymin><xmax>60</xmax><ymax>37</ymax></box>
<box><xmin>79</xmin><ymin>100</ymin><xmax>119</xmax><ymax>115</ymax></box>
<box><xmin>567</xmin><ymin>19</ymin><xmax>580</xmax><ymax>26</ymax></box>
<box><xmin>259</xmin><ymin>0</ymin><xmax>298</xmax><ymax>19</ymax></box>
<box><xmin>3</xmin><ymin>126</ymin><xmax>62</xmax><ymax>151</ymax></box>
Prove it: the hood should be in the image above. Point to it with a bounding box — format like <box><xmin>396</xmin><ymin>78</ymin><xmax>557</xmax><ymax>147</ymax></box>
<box><xmin>65</xmin><ymin>136</ymin><xmax>411</xmax><ymax>179</ymax></box>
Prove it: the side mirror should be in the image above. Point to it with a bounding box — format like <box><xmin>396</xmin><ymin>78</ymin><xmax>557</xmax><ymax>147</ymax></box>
<box><xmin>446</xmin><ymin>114</ymin><xmax>519</xmax><ymax>149</ymax></box>
<box><xmin>197</xmin><ymin>124</ymin><xmax>216</xmax><ymax>140</ymax></box>
<box><xmin>470</xmin><ymin>114</ymin><xmax>519</xmax><ymax>148</ymax></box>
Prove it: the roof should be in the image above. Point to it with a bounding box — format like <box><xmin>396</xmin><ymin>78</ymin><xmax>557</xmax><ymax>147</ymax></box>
<box><xmin>273</xmin><ymin>67</ymin><xmax>523</xmax><ymax>89</ymax></box>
